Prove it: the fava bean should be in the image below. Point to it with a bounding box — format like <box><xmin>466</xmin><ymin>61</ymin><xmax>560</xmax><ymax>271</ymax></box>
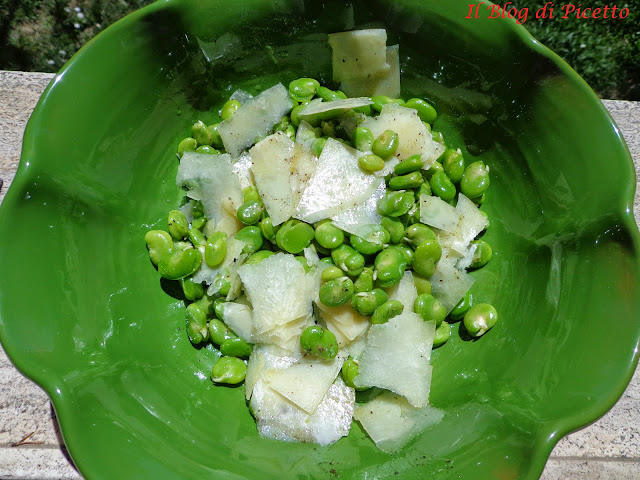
<box><xmin>177</xmin><ymin>137</ymin><xmax>197</xmax><ymax>157</ymax></box>
<box><xmin>352</xmin><ymin>288</ymin><xmax>388</xmax><ymax>316</ymax></box>
<box><xmin>381</xmin><ymin>216</ymin><xmax>405</xmax><ymax>244</ymax></box>
<box><xmin>145</xmin><ymin>230</ymin><xmax>173</xmax><ymax>265</ymax></box>
<box><xmin>463</xmin><ymin>303</ymin><xmax>498</xmax><ymax>337</ymax></box>
<box><xmin>430</xmin><ymin>170</ymin><xmax>456</xmax><ymax>201</ymax></box>
<box><xmin>276</xmin><ymin>219</ymin><xmax>315</xmax><ymax>254</ymax></box>
<box><xmin>208</xmin><ymin>318</ymin><xmax>238</xmax><ymax>345</ymax></box>
<box><xmin>442</xmin><ymin>148</ymin><xmax>465</xmax><ymax>184</ymax></box>
<box><xmin>371</xmin><ymin>300</ymin><xmax>404</xmax><ymax>324</ymax></box>
<box><xmin>168</xmin><ymin>209</ymin><xmax>189</xmax><ymax>240</ymax></box>
<box><xmin>237</xmin><ymin>200</ymin><xmax>264</xmax><ymax>225</ymax></box>
<box><xmin>413</xmin><ymin>273</ymin><xmax>432</xmax><ymax>295</ymax></box>
<box><xmin>331</xmin><ymin>244</ymin><xmax>365</xmax><ymax>277</ymax></box>
<box><xmin>414</xmin><ymin>294</ymin><xmax>447</xmax><ymax>326</ymax></box>
<box><xmin>314</xmin><ymin>220</ymin><xmax>345</xmax><ymax>251</ymax></box>
<box><xmin>377</xmin><ymin>191</ymin><xmax>415</xmax><ymax>217</ymax></box>
<box><xmin>319</xmin><ymin>276</ymin><xmax>354</xmax><ymax>306</ymax></box>
<box><xmin>354</xmin><ymin>267</ymin><xmax>374</xmax><ymax>293</ymax></box>
<box><xmin>374</xmin><ymin>248</ymin><xmax>407</xmax><ymax>288</ymax></box>
<box><xmin>220</xmin><ymin>99</ymin><xmax>241</xmax><ymax>120</ymax></box>
<box><xmin>204</xmin><ymin>232</ymin><xmax>227</xmax><ymax>267</ymax></box>
<box><xmin>433</xmin><ymin>321</ymin><xmax>451</xmax><ymax>347</ymax></box>
<box><xmin>470</xmin><ymin>240</ymin><xmax>492</xmax><ymax>269</ymax></box>
<box><xmin>221</xmin><ymin>337</ymin><xmax>253</xmax><ymax>358</ymax></box>
<box><xmin>245</xmin><ymin>250</ymin><xmax>275</xmax><ymax>265</ymax></box>
<box><xmin>341</xmin><ymin>357</ymin><xmax>366</xmax><ymax>390</ymax></box>
<box><xmin>192</xmin><ymin>120</ymin><xmax>213</xmax><ymax>146</ymax></box>
<box><xmin>180</xmin><ymin>276</ymin><xmax>204</xmax><ymax>301</ymax></box>
<box><xmin>352</xmin><ymin>126</ymin><xmax>374</xmax><ymax>152</ymax></box>
<box><xmin>404</xmin><ymin>98</ymin><xmax>437</xmax><ymax>124</ymax></box>
<box><xmin>394</xmin><ymin>154</ymin><xmax>424</xmax><ymax>175</ymax></box>
<box><xmin>186</xmin><ymin>303</ymin><xmax>209</xmax><ymax>344</ymax></box>
<box><xmin>412</xmin><ymin>239</ymin><xmax>442</xmax><ymax>278</ymax></box>
<box><xmin>460</xmin><ymin>161</ymin><xmax>490</xmax><ymax>199</ymax></box>
<box><xmin>321</xmin><ymin>265</ymin><xmax>345</xmax><ymax>282</ymax></box>
<box><xmin>211</xmin><ymin>356</ymin><xmax>246</xmax><ymax>384</ymax></box>
<box><xmin>207</xmin><ymin>123</ymin><xmax>224</xmax><ymax>149</ymax></box>
<box><xmin>158</xmin><ymin>248</ymin><xmax>202</xmax><ymax>280</ymax></box>
<box><xmin>188</xmin><ymin>227</ymin><xmax>206</xmax><ymax>247</ymax></box>
<box><xmin>300</xmin><ymin>325</ymin><xmax>339</xmax><ymax>359</ymax></box>
<box><xmin>235</xmin><ymin>226</ymin><xmax>263</xmax><ymax>254</ymax></box>
<box><xmin>449</xmin><ymin>291</ymin><xmax>473</xmax><ymax>321</ymax></box>
<box><xmin>289</xmin><ymin>77</ymin><xmax>320</xmax><ymax>103</ymax></box>
<box><xmin>405</xmin><ymin>223</ymin><xmax>437</xmax><ymax>248</ymax></box>
<box><xmin>372</xmin><ymin>130</ymin><xmax>399</xmax><ymax>159</ymax></box>
<box><xmin>389</xmin><ymin>171</ymin><xmax>424</xmax><ymax>190</ymax></box>
<box><xmin>260</xmin><ymin>216</ymin><xmax>278</xmax><ymax>244</ymax></box>
<box><xmin>358</xmin><ymin>154</ymin><xmax>385</xmax><ymax>173</ymax></box>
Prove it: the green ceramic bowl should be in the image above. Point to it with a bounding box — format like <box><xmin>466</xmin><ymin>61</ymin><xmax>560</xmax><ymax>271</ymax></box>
<box><xmin>1</xmin><ymin>0</ymin><xmax>639</xmax><ymax>478</ymax></box>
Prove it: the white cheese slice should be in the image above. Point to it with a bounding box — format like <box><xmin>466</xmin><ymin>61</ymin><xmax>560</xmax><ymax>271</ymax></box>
<box><xmin>238</xmin><ymin>253</ymin><xmax>313</xmax><ymax>333</ymax></box>
<box><xmin>250</xmin><ymin>133</ymin><xmax>296</xmax><ymax>226</ymax></box>
<box><xmin>331</xmin><ymin>179</ymin><xmax>385</xmax><ymax>240</ymax></box>
<box><xmin>361</xmin><ymin>104</ymin><xmax>441</xmax><ymax>167</ymax></box>
<box><xmin>456</xmin><ymin>193</ymin><xmax>489</xmax><ymax>245</ymax></box>
<box><xmin>290</xmin><ymin>143</ymin><xmax>318</xmax><ymax>209</ymax></box>
<box><xmin>219</xmin><ymin>302</ymin><xmax>254</xmax><ymax>342</ymax></box>
<box><xmin>176</xmin><ymin>152</ymin><xmax>244</xmax><ymax>235</ymax></box>
<box><xmin>430</xmin><ymin>259</ymin><xmax>475</xmax><ymax>313</ymax></box>
<box><xmin>250</xmin><ymin>376</ymin><xmax>355</xmax><ymax>445</ymax></box>
<box><xmin>245</xmin><ymin>345</ymin><xmax>301</xmax><ymax>400</ymax></box>
<box><xmin>218</xmin><ymin>83</ymin><xmax>293</xmax><ymax>157</ymax></box>
<box><xmin>295</xmin><ymin>138</ymin><xmax>380</xmax><ymax>223</ymax></box>
<box><xmin>231</xmin><ymin>152</ymin><xmax>254</xmax><ymax>190</ymax></box>
<box><xmin>295</xmin><ymin>120</ymin><xmax>317</xmax><ymax>150</ymax></box>
<box><xmin>340</xmin><ymin>44</ymin><xmax>401</xmax><ymax>98</ymax></box>
<box><xmin>354</xmin><ymin>391</ymin><xmax>444</xmax><ymax>453</ymax></box>
<box><xmin>299</xmin><ymin>97</ymin><xmax>373</xmax><ymax>119</ymax></box>
<box><xmin>193</xmin><ymin>237</ymin><xmax>245</xmax><ymax>286</ymax></box>
<box><xmin>354</xmin><ymin>312</ymin><xmax>435</xmax><ymax>408</ymax></box>
<box><xmin>316</xmin><ymin>302</ymin><xmax>370</xmax><ymax>341</ymax></box>
<box><xmin>329</xmin><ymin>29</ymin><xmax>390</xmax><ymax>82</ymax></box>
<box><xmin>420</xmin><ymin>194</ymin><xmax>459</xmax><ymax>233</ymax></box>
<box><xmin>387</xmin><ymin>271</ymin><xmax>418</xmax><ymax>310</ymax></box>
<box><xmin>265</xmin><ymin>353</ymin><xmax>346</xmax><ymax>414</ymax></box>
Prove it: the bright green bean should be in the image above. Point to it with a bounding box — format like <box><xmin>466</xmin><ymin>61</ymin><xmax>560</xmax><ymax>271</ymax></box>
<box><xmin>180</xmin><ymin>276</ymin><xmax>204</xmax><ymax>301</ymax></box>
<box><xmin>145</xmin><ymin>230</ymin><xmax>173</xmax><ymax>265</ymax></box>
<box><xmin>430</xmin><ymin>170</ymin><xmax>457</xmax><ymax>201</ymax></box>
<box><xmin>211</xmin><ymin>356</ymin><xmax>246</xmax><ymax>384</ymax></box>
<box><xmin>168</xmin><ymin>209</ymin><xmax>189</xmax><ymax>240</ymax></box>
<box><xmin>319</xmin><ymin>276</ymin><xmax>354</xmax><ymax>306</ymax></box>
<box><xmin>289</xmin><ymin>78</ymin><xmax>320</xmax><ymax>102</ymax></box>
<box><xmin>371</xmin><ymin>300</ymin><xmax>404</xmax><ymax>324</ymax></box>
<box><xmin>236</xmin><ymin>200</ymin><xmax>263</xmax><ymax>225</ymax></box>
<box><xmin>235</xmin><ymin>226</ymin><xmax>263</xmax><ymax>254</ymax></box>
<box><xmin>463</xmin><ymin>303</ymin><xmax>498</xmax><ymax>337</ymax></box>
<box><xmin>354</xmin><ymin>267</ymin><xmax>374</xmax><ymax>293</ymax></box>
<box><xmin>449</xmin><ymin>291</ymin><xmax>473</xmax><ymax>321</ymax></box>
<box><xmin>358</xmin><ymin>154</ymin><xmax>385</xmax><ymax>173</ymax></box>
<box><xmin>405</xmin><ymin>223</ymin><xmax>437</xmax><ymax>248</ymax></box>
<box><xmin>404</xmin><ymin>98</ymin><xmax>437</xmax><ymax>124</ymax></box>
<box><xmin>414</xmin><ymin>294</ymin><xmax>447</xmax><ymax>326</ymax></box>
<box><xmin>374</xmin><ymin>248</ymin><xmax>407</xmax><ymax>288</ymax></box>
<box><xmin>381</xmin><ymin>217</ymin><xmax>405</xmax><ymax>244</ymax></box>
<box><xmin>158</xmin><ymin>248</ymin><xmax>202</xmax><ymax>280</ymax></box>
<box><xmin>245</xmin><ymin>250</ymin><xmax>275</xmax><ymax>265</ymax></box>
<box><xmin>331</xmin><ymin>244</ymin><xmax>365</xmax><ymax>277</ymax></box>
<box><xmin>352</xmin><ymin>126</ymin><xmax>374</xmax><ymax>152</ymax></box>
<box><xmin>352</xmin><ymin>288</ymin><xmax>388</xmax><ymax>316</ymax></box>
<box><xmin>389</xmin><ymin>171</ymin><xmax>424</xmax><ymax>190</ymax></box>
<box><xmin>412</xmin><ymin>239</ymin><xmax>442</xmax><ymax>278</ymax></box>
<box><xmin>433</xmin><ymin>321</ymin><xmax>451</xmax><ymax>347</ymax></box>
<box><xmin>208</xmin><ymin>318</ymin><xmax>238</xmax><ymax>345</ymax></box>
<box><xmin>276</xmin><ymin>219</ymin><xmax>315</xmax><ymax>254</ymax></box>
<box><xmin>321</xmin><ymin>265</ymin><xmax>345</xmax><ymax>282</ymax></box>
<box><xmin>220</xmin><ymin>99</ymin><xmax>241</xmax><ymax>120</ymax></box>
<box><xmin>394</xmin><ymin>154</ymin><xmax>424</xmax><ymax>175</ymax></box>
<box><xmin>300</xmin><ymin>325</ymin><xmax>338</xmax><ymax>359</ymax></box>
<box><xmin>220</xmin><ymin>338</ymin><xmax>253</xmax><ymax>358</ymax></box>
<box><xmin>372</xmin><ymin>130</ymin><xmax>399</xmax><ymax>159</ymax></box>
<box><xmin>204</xmin><ymin>231</ymin><xmax>227</xmax><ymax>267</ymax></box>
<box><xmin>192</xmin><ymin>120</ymin><xmax>213</xmax><ymax>146</ymax></box>
<box><xmin>442</xmin><ymin>148</ymin><xmax>465</xmax><ymax>184</ymax></box>
<box><xmin>178</xmin><ymin>137</ymin><xmax>197</xmax><ymax>158</ymax></box>
<box><xmin>377</xmin><ymin>191</ymin><xmax>415</xmax><ymax>217</ymax></box>
<box><xmin>460</xmin><ymin>161</ymin><xmax>490</xmax><ymax>199</ymax></box>
<box><xmin>185</xmin><ymin>303</ymin><xmax>209</xmax><ymax>344</ymax></box>
<box><xmin>470</xmin><ymin>240</ymin><xmax>492</xmax><ymax>268</ymax></box>
<box><xmin>314</xmin><ymin>221</ymin><xmax>344</xmax><ymax>249</ymax></box>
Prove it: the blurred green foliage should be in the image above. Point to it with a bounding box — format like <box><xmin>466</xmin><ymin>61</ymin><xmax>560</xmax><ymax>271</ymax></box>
<box><xmin>0</xmin><ymin>0</ymin><xmax>638</xmax><ymax>99</ymax></box>
<box><xmin>515</xmin><ymin>0</ymin><xmax>640</xmax><ymax>100</ymax></box>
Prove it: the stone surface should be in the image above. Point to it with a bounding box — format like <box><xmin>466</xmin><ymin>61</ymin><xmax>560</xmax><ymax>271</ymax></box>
<box><xmin>0</xmin><ymin>71</ymin><xmax>639</xmax><ymax>479</ymax></box>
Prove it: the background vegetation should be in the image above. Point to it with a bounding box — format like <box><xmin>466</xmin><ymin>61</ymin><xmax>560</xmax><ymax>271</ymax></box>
<box><xmin>0</xmin><ymin>0</ymin><xmax>638</xmax><ymax>99</ymax></box>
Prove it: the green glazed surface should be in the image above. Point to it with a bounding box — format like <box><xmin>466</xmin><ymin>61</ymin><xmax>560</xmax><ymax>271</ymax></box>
<box><xmin>1</xmin><ymin>0</ymin><xmax>639</xmax><ymax>478</ymax></box>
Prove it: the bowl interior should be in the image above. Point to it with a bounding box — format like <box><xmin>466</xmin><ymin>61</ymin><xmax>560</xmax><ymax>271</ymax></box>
<box><xmin>1</xmin><ymin>0</ymin><xmax>639</xmax><ymax>479</ymax></box>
